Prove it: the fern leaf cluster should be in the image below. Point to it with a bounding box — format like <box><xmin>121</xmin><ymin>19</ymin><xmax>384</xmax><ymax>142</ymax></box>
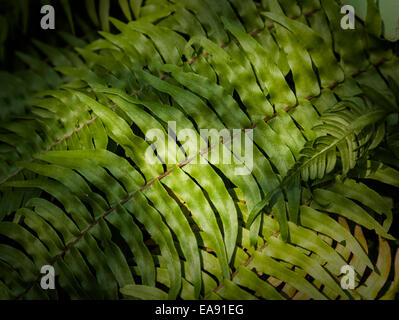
<box><xmin>0</xmin><ymin>0</ymin><xmax>398</xmax><ymax>300</ymax></box>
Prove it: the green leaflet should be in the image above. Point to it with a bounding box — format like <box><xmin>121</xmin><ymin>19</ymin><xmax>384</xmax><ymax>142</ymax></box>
<box><xmin>127</xmin><ymin>21</ymin><xmax>186</xmax><ymax>65</ymax></box>
<box><xmin>123</xmin><ymin>191</ymin><xmax>182</xmax><ymax>299</ymax></box>
<box><xmin>377</xmin><ymin>0</ymin><xmax>399</xmax><ymax>41</ymax></box>
<box><xmin>73</xmin><ymin>90</ymin><xmax>164</xmax><ymax>179</ymax></box>
<box><xmin>380</xmin><ymin>249</ymin><xmax>399</xmax><ymax>300</ymax></box>
<box><xmin>251</xmin><ymin>250</ymin><xmax>327</xmax><ymax>300</ymax></box>
<box><xmin>160</xmin><ymin>64</ymin><xmax>251</xmax><ymax>128</ymax></box>
<box><xmin>218</xmin><ymin>279</ymin><xmax>259</xmax><ymax>300</ymax></box>
<box><xmin>99</xmin><ymin>0</ymin><xmax>111</xmax><ymax>32</ymax></box>
<box><xmin>233</xmin><ymin>266</ymin><xmax>285</xmax><ymax>300</ymax></box>
<box><xmin>266</xmin><ymin>16</ymin><xmax>320</xmax><ymax>100</ymax></box>
<box><xmin>137</xmin><ymin>69</ymin><xmax>225</xmax><ymax>131</ymax></box>
<box><xmin>186</xmin><ymin>36</ymin><xmax>274</xmax><ymax>121</ymax></box>
<box><xmin>109</xmin><ymin>205</ymin><xmax>157</xmax><ymax>287</ymax></box>
<box><xmin>312</xmin><ymin>189</ymin><xmax>394</xmax><ymax>240</ymax></box>
<box><xmin>60</xmin><ymin>0</ymin><xmax>75</xmax><ymax>35</ymax></box>
<box><xmin>85</xmin><ymin>0</ymin><xmax>100</xmax><ymax>26</ymax></box>
<box><xmin>262</xmin><ymin>12</ymin><xmax>344</xmax><ymax>87</ymax></box>
<box><xmin>300</xmin><ymin>206</ymin><xmax>373</xmax><ymax>270</ymax></box>
<box><xmin>287</xmin><ymin>221</ymin><xmax>348</xmax><ymax>276</ymax></box>
<box><xmin>143</xmin><ymin>179</ymin><xmax>202</xmax><ymax>298</ymax></box>
<box><xmin>0</xmin><ymin>222</ymin><xmax>51</xmax><ymax>269</ymax></box>
<box><xmin>36</xmin><ymin>150</ymin><xmax>144</xmax><ymax>192</ymax></box>
<box><xmin>361</xmin><ymin>161</ymin><xmax>399</xmax><ymax>188</ymax></box>
<box><xmin>131</xmin><ymin>266</ymin><xmax>199</xmax><ymax>300</ymax></box>
<box><xmin>365</xmin><ymin>0</ymin><xmax>382</xmax><ymax>38</ymax></box>
<box><xmin>121</xmin><ymin>285</ymin><xmax>168</xmax><ymax>300</ymax></box>
<box><xmin>263</xmin><ymin>235</ymin><xmax>349</xmax><ymax>299</ymax></box>
<box><xmin>0</xmin><ymin>244</ymin><xmax>37</xmax><ymax>283</ymax></box>
<box><xmin>356</xmin><ymin>237</ymin><xmax>391</xmax><ymax>299</ymax></box>
<box><xmin>223</xmin><ymin>17</ymin><xmax>296</xmax><ymax>107</ymax></box>
<box><xmin>328</xmin><ymin>178</ymin><xmax>393</xmax><ymax>230</ymax></box>
<box><xmin>182</xmin><ymin>162</ymin><xmax>238</xmax><ymax>263</ymax></box>
<box><xmin>162</xmin><ymin>166</ymin><xmax>230</xmax><ymax>279</ymax></box>
<box><xmin>3</xmin><ymin>179</ymin><xmax>93</xmax><ymax>229</ymax></box>
<box><xmin>119</xmin><ymin>0</ymin><xmax>133</xmax><ymax>21</ymax></box>
<box><xmin>130</xmin><ymin>0</ymin><xmax>143</xmax><ymax>19</ymax></box>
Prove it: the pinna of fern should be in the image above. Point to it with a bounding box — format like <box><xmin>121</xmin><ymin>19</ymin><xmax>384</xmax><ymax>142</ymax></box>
<box><xmin>0</xmin><ymin>0</ymin><xmax>398</xmax><ymax>300</ymax></box>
